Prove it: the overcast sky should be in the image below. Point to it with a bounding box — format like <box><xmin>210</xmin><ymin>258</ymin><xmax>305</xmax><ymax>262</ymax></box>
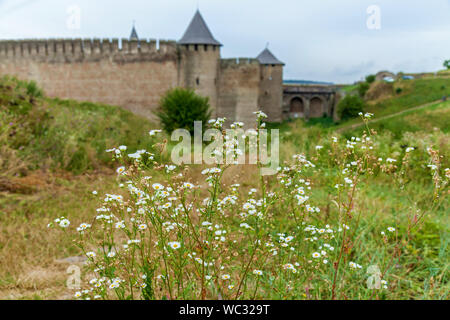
<box><xmin>0</xmin><ymin>0</ymin><xmax>449</xmax><ymax>83</ymax></box>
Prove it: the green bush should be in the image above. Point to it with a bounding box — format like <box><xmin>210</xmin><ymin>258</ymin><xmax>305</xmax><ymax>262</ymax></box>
<box><xmin>444</xmin><ymin>60</ymin><xmax>450</xmax><ymax>70</ymax></box>
<box><xmin>156</xmin><ymin>88</ymin><xmax>211</xmax><ymax>134</ymax></box>
<box><xmin>337</xmin><ymin>95</ymin><xmax>365</xmax><ymax>120</ymax></box>
<box><xmin>25</xmin><ymin>80</ymin><xmax>43</xmax><ymax>98</ymax></box>
<box><xmin>14</xmin><ymin>78</ymin><xmax>44</xmax><ymax>100</ymax></box>
<box><xmin>358</xmin><ymin>82</ymin><xmax>370</xmax><ymax>98</ymax></box>
<box><xmin>365</xmin><ymin>74</ymin><xmax>376</xmax><ymax>84</ymax></box>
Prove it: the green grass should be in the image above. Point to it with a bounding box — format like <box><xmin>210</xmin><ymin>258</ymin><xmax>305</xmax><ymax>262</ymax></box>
<box><xmin>0</xmin><ymin>76</ymin><xmax>157</xmax><ymax>174</ymax></box>
<box><xmin>437</xmin><ymin>69</ymin><xmax>450</xmax><ymax>75</ymax></box>
<box><xmin>366</xmin><ymin>78</ymin><xmax>449</xmax><ymax>115</ymax></box>
<box><xmin>340</xmin><ymin>84</ymin><xmax>359</xmax><ymax>93</ymax></box>
<box><xmin>345</xmin><ymin>101</ymin><xmax>450</xmax><ymax>138</ymax></box>
<box><xmin>336</xmin><ymin>78</ymin><xmax>450</xmax><ymax>128</ymax></box>
<box><xmin>0</xmin><ymin>74</ymin><xmax>448</xmax><ymax>300</ymax></box>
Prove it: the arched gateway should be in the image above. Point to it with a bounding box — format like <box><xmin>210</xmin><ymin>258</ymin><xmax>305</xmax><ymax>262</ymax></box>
<box><xmin>289</xmin><ymin>97</ymin><xmax>304</xmax><ymax>118</ymax></box>
<box><xmin>309</xmin><ymin>97</ymin><xmax>324</xmax><ymax>118</ymax></box>
<box><xmin>283</xmin><ymin>82</ymin><xmax>336</xmax><ymax>120</ymax></box>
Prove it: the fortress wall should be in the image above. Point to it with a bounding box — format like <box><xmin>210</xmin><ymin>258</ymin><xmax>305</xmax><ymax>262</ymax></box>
<box><xmin>0</xmin><ymin>39</ymin><xmax>179</xmax><ymax>120</ymax></box>
<box><xmin>259</xmin><ymin>65</ymin><xmax>283</xmax><ymax>122</ymax></box>
<box><xmin>218</xmin><ymin>58</ymin><xmax>260</xmax><ymax>127</ymax></box>
<box><xmin>0</xmin><ymin>39</ymin><xmax>285</xmax><ymax>124</ymax></box>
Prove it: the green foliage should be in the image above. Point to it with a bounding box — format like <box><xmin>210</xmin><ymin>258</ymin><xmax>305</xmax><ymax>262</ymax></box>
<box><xmin>305</xmin><ymin>116</ymin><xmax>336</xmax><ymax>128</ymax></box>
<box><xmin>337</xmin><ymin>95</ymin><xmax>365</xmax><ymax>120</ymax></box>
<box><xmin>25</xmin><ymin>80</ymin><xmax>43</xmax><ymax>99</ymax></box>
<box><xmin>365</xmin><ymin>74</ymin><xmax>376</xmax><ymax>84</ymax></box>
<box><xmin>51</xmin><ymin>112</ymin><xmax>449</xmax><ymax>300</ymax></box>
<box><xmin>141</xmin><ymin>264</ymin><xmax>156</xmax><ymax>300</ymax></box>
<box><xmin>336</xmin><ymin>78</ymin><xmax>450</xmax><ymax>129</ymax></box>
<box><xmin>396</xmin><ymin>87</ymin><xmax>403</xmax><ymax>95</ymax></box>
<box><xmin>410</xmin><ymin>221</ymin><xmax>443</xmax><ymax>259</ymax></box>
<box><xmin>346</xmin><ymin>101</ymin><xmax>450</xmax><ymax>139</ymax></box>
<box><xmin>444</xmin><ymin>60</ymin><xmax>450</xmax><ymax>70</ymax></box>
<box><xmin>156</xmin><ymin>88</ymin><xmax>211</xmax><ymax>135</ymax></box>
<box><xmin>1</xmin><ymin>79</ymin><xmax>449</xmax><ymax>299</ymax></box>
<box><xmin>358</xmin><ymin>82</ymin><xmax>370</xmax><ymax>98</ymax></box>
<box><xmin>340</xmin><ymin>84</ymin><xmax>359</xmax><ymax>94</ymax></box>
<box><xmin>0</xmin><ymin>76</ymin><xmax>157</xmax><ymax>174</ymax></box>
<box><xmin>370</xmin><ymin>78</ymin><xmax>450</xmax><ymax>115</ymax></box>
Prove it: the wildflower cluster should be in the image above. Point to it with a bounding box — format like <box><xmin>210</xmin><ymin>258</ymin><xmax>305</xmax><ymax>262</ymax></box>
<box><xmin>52</xmin><ymin>112</ymin><xmax>447</xmax><ymax>300</ymax></box>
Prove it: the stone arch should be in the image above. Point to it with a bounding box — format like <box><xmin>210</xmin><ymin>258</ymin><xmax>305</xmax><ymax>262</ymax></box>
<box><xmin>309</xmin><ymin>96</ymin><xmax>325</xmax><ymax>118</ymax></box>
<box><xmin>289</xmin><ymin>96</ymin><xmax>304</xmax><ymax>118</ymax></box>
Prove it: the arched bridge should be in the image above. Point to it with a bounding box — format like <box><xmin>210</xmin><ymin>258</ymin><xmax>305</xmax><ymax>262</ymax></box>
<box><xmin>282</xmin><ymin>81</ymin><xmax>337</xmax><ymax>120</ymax></box>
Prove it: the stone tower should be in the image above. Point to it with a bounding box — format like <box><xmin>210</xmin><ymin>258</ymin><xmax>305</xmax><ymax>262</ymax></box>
<box><xmin>257</xmin><ymin>48</ymin><xmax>284</xmax><ymax>122</ymax></box>
<box><xmin>179</xmin><ymin>10</ymin><xmax>221</xmax><ymax>117</ymax></box>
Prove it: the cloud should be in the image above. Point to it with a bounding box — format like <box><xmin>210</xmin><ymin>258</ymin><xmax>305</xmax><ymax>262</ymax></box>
<box><xmin>0</xmin><ymin>0</ymin><xmax>40</xmax><ymax>18</ymax></box>
<box><xmin>0</xmin><ymin>0</ymin><xmax>448</xmax><ymax>83</ymax></box>
<box><xmin>332</xmin><ymin>61</ymin><xmax>377</xmax><ymax>78</ymax></box>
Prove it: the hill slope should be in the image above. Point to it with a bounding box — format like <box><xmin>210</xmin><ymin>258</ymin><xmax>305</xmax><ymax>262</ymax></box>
<box><xmin>339</xmin><ymin>100</ymin><xmax>450</xmax><ymax>137</ymax></box>
<box><xmin>338</xmin><ymin>77</ymin><xmax>449</xmax><ymax>128</ymax></box>
<box><xmin>365</xmin><ymin>77</ymin><xmax>449</xmax><ymax>115</ymax></box>
<box><xmin>0</xmin><ymin>76</ymin><xmax>157</xmax><ymax>177</ymax></box>
<box><xmin>0</xmin><ymin>75</ymin><xmax>448</xmax><ymax>300</ymax></box>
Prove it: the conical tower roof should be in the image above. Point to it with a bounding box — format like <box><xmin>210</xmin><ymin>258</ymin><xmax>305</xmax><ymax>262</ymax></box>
<box><xmin>179</xmin><ymin>10</ymin><xmax>221</xmax><ymax>46</ymax></box>
<box><xmin>257</xmin><ymin>48</ymin><xmax>284</xmax><ymax>65</ymax></box>
<box><xmin>130</xmin><ymin>24</ymin><xmax>139</xmax><ymax>41</ymax></box>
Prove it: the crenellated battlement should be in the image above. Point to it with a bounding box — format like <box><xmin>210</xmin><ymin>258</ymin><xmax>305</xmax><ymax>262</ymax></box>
<box><xmin>220</xmin><ymin>58</ymin><xmax>259</xmax><ymax>68</ymax></box>
<box><xmin>0</xmin><ymin>10</ymin><xmax>286</xmax><ymax>124</ymax></box>
<box><xmin>0</xmin><ymin>38</ymin><xmax>178</xmax><ymax>61</ymax></box>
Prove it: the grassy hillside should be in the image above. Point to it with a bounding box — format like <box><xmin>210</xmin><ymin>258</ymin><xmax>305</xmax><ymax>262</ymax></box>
<box><xmin>345</xmin><ymin>101</ymin><xmax>450</xmax><ymax>138</ymax></box>
<box><xmin>0</xmin><ymin>75</ymin><xmax>448</xmax><ymax>300</ymax></box>
<box><xmin>366</xmin><ymin>78</ymin><xmax>449</xmax><ymax>116</ymax></box>
<box><xmin>0</xmin><ymin>76</ymin><xmax>157</xmax><ymax>176</ymax></box>
<box><xmin>337</xmin><ymin>77</ymin><xmax>450</xmax><ymax>128</ymax></box>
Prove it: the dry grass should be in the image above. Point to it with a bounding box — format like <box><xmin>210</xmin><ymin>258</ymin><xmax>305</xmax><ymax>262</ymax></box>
<box><xmin>365</xmin><ymin>81</ymin><xmax>395</xmax><ymax>102</ymax></box>
<box><xmin>0</xmin><ymin>165</ymin><xmax>261</xmax><ymax>300</ymax></box>
<box><xmin>0</xmin><ymin>158</ymin><xmax>258</xmax><ymax>297</ymax></box>
<box><xmin>0</xmin><ymin>170</ymin><xmax>119</xmax><ymax>299</ymax></box>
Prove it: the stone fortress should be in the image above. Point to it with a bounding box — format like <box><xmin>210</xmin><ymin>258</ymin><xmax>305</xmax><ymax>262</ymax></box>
<box><xmin>0</xmin><ymin>10</ymin><xmax>336</xmax><ymax>124</ymax></box>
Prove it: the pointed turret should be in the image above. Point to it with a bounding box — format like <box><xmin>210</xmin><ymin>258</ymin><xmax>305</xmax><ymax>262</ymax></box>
<box><xmin>257</xmin><ymin>48</ymin><xmax>284</xmax><ymax>65</ymax></box>
<box><xmin>179</xmin><ymin>10</ymin><xmax>221</xmax><ymax>117</ymax></box>
<box><xmin>179</xmin><ymin>10</ymin><xmax>221</xmax><ymax>46</ymax></box>
<box><xmin>257</xmin><ymin>47</ymin><xmax>284</xmax><ymax>122</ymax></box>
<box><xmin>130</xmin><ymin>23</ymin><xmax>139</xmax><ymax>41</ymax></box>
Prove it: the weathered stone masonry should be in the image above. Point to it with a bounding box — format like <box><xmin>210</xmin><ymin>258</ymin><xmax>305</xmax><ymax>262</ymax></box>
<box><xmin>0</xmin><ymin>10</ymin><xmax>335</xmax><ymax>125</ymax></box>
<box><xmin>0</xmin><ymin>38</ymin><xmax>179</xmax><ymax>120</ymax></box>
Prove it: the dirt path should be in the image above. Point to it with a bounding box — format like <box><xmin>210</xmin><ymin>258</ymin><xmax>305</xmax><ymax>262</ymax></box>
<box><xmin>336</xmin><ymin>99</ymin><xmax>445</xmax><ymax>133</ymax></box>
